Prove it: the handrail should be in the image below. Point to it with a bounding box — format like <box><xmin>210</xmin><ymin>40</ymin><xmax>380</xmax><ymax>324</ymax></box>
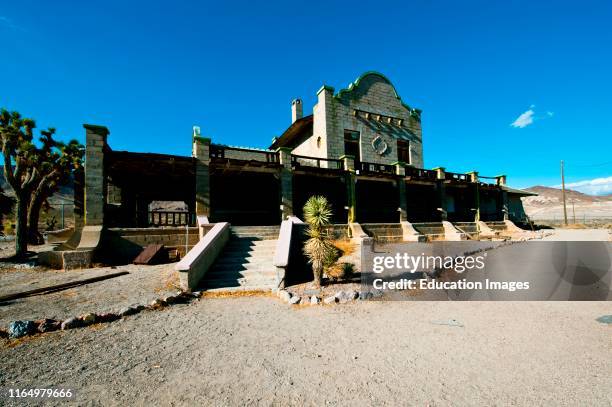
<box><xmin>148</xmin><ymin>211</ymin><xmax>196</xmax><ymax>227</ymax></box>
<box><xmin>405</xmin><ymin>166</ymin><xmax>437</xmax><ymax>180</ymax></box>
<box><xmin>210</xmin><ymin>144</ymin><xmax>279</xmax><ymax>163</ymax></box>
<box><xmin>445</xmin><ymin>172</ymin><xmax>468</xmax><ymax>181</ymax></box>
<box><xmin>273</xmin><ymin>216</ymin><xmax>303</xmax><ymax>289</ymax></box>
<box><xmin>176</xmin><ymin>222</ymin><xmax>230</xmax><ymax>290</ymax></box>
<box><xmin>291</xmin><ymin>155</ymin><xmax>343</xmax><ymax>170</ymax></box>
<box><xmin>358</xmin><ymin>161</ymin><xmax>396</xmax><ymax>174</ymax></box>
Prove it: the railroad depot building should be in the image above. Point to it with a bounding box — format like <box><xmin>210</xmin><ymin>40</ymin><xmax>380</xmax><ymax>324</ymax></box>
<box><xmin>79</xmin><ymin>72</ymin><xmax>532</xmax><ymax>232</ymax></box>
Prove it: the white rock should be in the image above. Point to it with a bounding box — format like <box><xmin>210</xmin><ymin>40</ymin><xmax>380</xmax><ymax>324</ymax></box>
<box><xmin>310</xmin><ymin>296</ymin><xmax>320</xmax><ymax>305</ymax></box>
<box><xmin>323</xmin><ymin>296</ymin><xmax>337</xmax><ymax>304</ymax></box>
<box><xmin>279</xmin><ymin>290</ymin><xmax>291</xmax><ymax>303</ymax></box>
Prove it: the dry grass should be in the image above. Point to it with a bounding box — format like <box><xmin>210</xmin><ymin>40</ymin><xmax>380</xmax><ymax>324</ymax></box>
<box><xmin>563</xmin><ymin>223</ymin><xmax>588</xmax><ymax>229</ymax></box>
<box><xmin>163</xmin><ymin>270</ymin><xmax>181</xmax><ymax>292</ymax></box>
<box><xmin>202</xmin><ymin>290</ymin><xmax>273</xmax><ymax>299</ymax></box>
<box><xmin>332</xmin><ymin>239</ymin><xmax>355</xmax><ymax>256</ymax></box>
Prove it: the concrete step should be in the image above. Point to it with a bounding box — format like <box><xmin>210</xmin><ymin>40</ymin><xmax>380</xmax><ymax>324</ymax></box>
<box><xmin>214</xmin><ymin>255</ymin><xmax>275</xmax><ymax>265</ymax></box>
<box><xmin>230</xmin><ymin>235</ymin><xmax>278</xmax><ymax>241</ymax></box>
<box><xmin>225</xmin><ymin>240</ymin><xmax>278</xmax><ymax>249</ymax></box>
<box><xmin>210</xmin><ymin>262</ymin><xmax>275</xmax><ymax>272</ymax></box>
<box><xmin>230</xmin><ymin>227</ymin><xmax>280</xmax><ymax>240</ymax></box>
<box><xmin>203</xmin><ymin>277</ymin><xmax>276</xmax><ymax>289</ymax></box>
<box><xmin>206</xmin><ymin>269</ymin><xmax>277</xmax><ymax>279</ymax></box>
<box><xmin>231</xmin><ymin>226</ymin><xmax>280</xmax><ymax>231</ymax></box>
<box><xmin>222</xmin><ymin>249</ymin><xmax>276</xmax><ymax>258</ymax></box>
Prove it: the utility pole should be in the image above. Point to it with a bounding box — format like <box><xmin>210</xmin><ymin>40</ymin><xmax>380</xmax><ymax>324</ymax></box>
<box><xmin>572</xmin><ymin>199</ymin><xmax>576</xmax><ymax>225</ymax></box>
<box><xmin>561</xmin><ymin>160</ymin><xmax>568</xmax><ymax>226</ymax></box>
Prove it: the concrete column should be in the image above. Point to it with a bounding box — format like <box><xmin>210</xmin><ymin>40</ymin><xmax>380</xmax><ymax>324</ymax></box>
<box><xmin>393</xmin><ymin>162</ymin><xmax>406</xmax><ymax>177</ymax></box>
<box><xmin>73</xmin><ymin>166</ymin><xmax>84</xmax><ymax>230</ymax></box>
<box><xmin>84</xmin><ymin>124</ymin><xmax>109</xmax><ymax>226</ymax></box>
<box><xmin>432</xmin><ymin>167</ymin><xmax>448</xmax><ymax>221</ymax></box>
<box><xmin>393</xmin><ymin>162</ymin><xmax>407</xmax><ymax>222</ymax></box>
<box><xmin>436</xmin><ymin>180</ymin><xmax>447</xmax><ymax>221</ymax></box>
<box><xmin>340</xmin><ymin>155</ymin><xmax>356</xmax><ymax>224</ymax></box>
<box><xmin>314</xmin><ymin>85</ymin><xmax>336</xmax><ymax>159</ymax></box>
<box><xmin>193</xmin><ymin>128</ymin><xmax>211</xmax><ymax>219</ymax></box>
<box><xmin>277</xmin><ymin>147</ymin><xmax>294</xmax><ymax>221</ymax></box>
<box><xmin>397</xmin><ymin>180</ymin><xmax>407</xmax><ymax>222</ymax></box>
<box><xmin>467</xmin><ymin>171</ymin><xmax>480</xmax><ymax>222</ymax></box>
<box><xmin>433</xmin><ymin>166</ymin><xmax>446</xmax><ymax>180</ymax></box>
<box><xmin>496</xmin><ymin>174</ymin><xmax>509</xmax><ymax>220</ymax></box>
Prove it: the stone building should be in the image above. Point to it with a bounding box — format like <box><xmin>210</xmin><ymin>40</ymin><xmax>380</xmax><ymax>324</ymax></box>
<box><xmin>78</xmin><ymin>71</ymin><xmax>533</xmax><ymax>230</ymax></box>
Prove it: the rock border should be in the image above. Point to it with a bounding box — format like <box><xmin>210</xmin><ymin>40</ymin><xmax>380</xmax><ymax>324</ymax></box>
<box><xmin>277</xmin><ymin>289</ymin><xmax>382</xmax><ymax>306</ymax></box>
<box><xmin>2</xmin><ymin>291</ymin><xmax>203</xmax><ymax>340</ymax></box>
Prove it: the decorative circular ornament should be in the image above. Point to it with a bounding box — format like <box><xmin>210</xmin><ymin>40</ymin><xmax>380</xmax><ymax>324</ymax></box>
<box><xmin>371</xmin><ymin>135</ymin><xmax>388</xmax><ymax>156</ymax></box>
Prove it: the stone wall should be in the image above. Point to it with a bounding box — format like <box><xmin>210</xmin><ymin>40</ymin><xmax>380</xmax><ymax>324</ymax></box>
<box><xmin>221</xmin><ymin>148</ymin><xmax>276</xmax><ymax>161</ymax></box>
<box><xmin>300</xmin><ymin>73</ymin><xmax>423</xmax><ymax>167</ymax></box>
<box><xmin>84</xmin><ymin>125</ymin><xmax>108</xmax><ymax>225</ymax></box>
<box><xmin>101</xmin><ymin>226</ymin><xmax>211</xmax><ymax>264</ymax></box>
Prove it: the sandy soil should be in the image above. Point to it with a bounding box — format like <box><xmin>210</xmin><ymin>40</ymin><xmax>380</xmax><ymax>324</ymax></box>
<box><xmin>0</xmin><ymin>264</ymin><xmax>180</xmax><ymax>327</ymax></box>
<box><xmin>1</xmin><ymin>298</ymin><xmax>610</xmax><ymax>406</ymax></box>
<box><xmin>540</xmin><ymin>228</ymin><xmax>612</xmax><ymax>241</ymax></box>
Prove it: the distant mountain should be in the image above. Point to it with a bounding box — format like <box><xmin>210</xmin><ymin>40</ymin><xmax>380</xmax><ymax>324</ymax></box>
<box><xmin>0</xmin><ymin>166</ymin><xmax>74</xmax><ymax>204</ymax></box>
<box><xmin>523</xmin><ymin>185</ymin><xmax>612</xmax><ymax>207</ymax></box>
<box><xmin>522</xmin><ymin>185</ymin><xmax>612</xmax><ymax>221</ymax></box>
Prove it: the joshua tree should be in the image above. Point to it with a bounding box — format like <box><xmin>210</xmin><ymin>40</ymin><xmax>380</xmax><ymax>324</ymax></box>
<box><xmin>0</xmin><ymin>108</ymin><xmax>83</xmax><ymax>256</ymax></box>
<box><xmin>27</xmin><ymin>136</ymin><xmax>83</xmax><ymax>244</ymax></box>
<box><xmin>0</xmin><ymin>109</ymin><xmax>39</xmax><ymax>257</ymax></box>
<box><xmin>303</xmin><ymin>196</ymin><xmax>336</xmax><ymax>288</ymax></box>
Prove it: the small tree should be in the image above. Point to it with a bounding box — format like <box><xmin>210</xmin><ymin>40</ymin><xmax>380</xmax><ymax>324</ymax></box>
<box><xmin>0</xmin><ymin>108</ymin><xmax>82</xmax><ymax>255</ymax></box>
<box><xmin>0</xmin><ymin>109</ymin><xmax>38</xmax><ymax>257</ymax></box>
<box><xmin>303</xmin><ymin>196</ymin><xmax>336</xmax><ymax>288</ymax></box>
<box><xmin>27</xmin><ymin>135</ymin><xmax>83</xmax><ymax>244</ymax></box>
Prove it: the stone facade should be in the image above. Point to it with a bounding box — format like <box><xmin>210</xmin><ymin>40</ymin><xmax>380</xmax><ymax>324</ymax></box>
<box><xmin>292</xmin><ymin>73</ymin><xmax>423</xmax><ymax>168</ymax></box>
<box><xmin>78</xmin><ymin>71</ymin><xmax>532</xmax><ymax>232</ymax></box>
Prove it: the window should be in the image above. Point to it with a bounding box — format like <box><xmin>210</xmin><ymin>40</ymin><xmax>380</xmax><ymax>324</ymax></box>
<box><xmin>397</xmin><ymin>140</ymin><xmax>410</xmax><ymax>164</ymax></box>
<box><xmin>343</xmin><ymin>130</ymin><xmax>360</xmax><ymax>165</ymax></box>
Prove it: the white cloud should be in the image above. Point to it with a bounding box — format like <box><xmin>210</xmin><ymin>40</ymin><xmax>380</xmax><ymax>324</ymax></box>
<box><xmin>510</xmin><ymin>106</ymin><xmax>554</xmax><ymax>128</ymax></box>
<box><xmin>511</xmin><ymin>109</ymin><xmax>535</xmax><ymax>128</ymax></box>
<box><xmin>0</xmin><ymin>16</ymin><xmax>22</xmax><ymax>31</ymax></box>
<box><xmin>556</xmin><ymin>176</ymin><xmax>612</xmax><ymax>196</ymax></box>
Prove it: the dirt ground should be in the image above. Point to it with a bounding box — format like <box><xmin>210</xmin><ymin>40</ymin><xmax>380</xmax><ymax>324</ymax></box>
<box><xmin>0</xmin><ymin>264</ymin><xmax>180</xmax><ymax>327</ymax></box>
<box><xmin>541</xmin><ymin>228</ymin><xmax>611</xmax><ymax>241</ymax></box>
<box><xmin>1</xmin><ymin>298</ymin><xmax>610</xmax><ymax>406</ymax></box>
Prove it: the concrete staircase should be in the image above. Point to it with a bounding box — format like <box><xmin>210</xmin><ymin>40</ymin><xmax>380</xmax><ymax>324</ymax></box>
<box><xmin>200</xmin><ymin>226</ymin><xmax>280</xmax><ymax>292</ymax></box>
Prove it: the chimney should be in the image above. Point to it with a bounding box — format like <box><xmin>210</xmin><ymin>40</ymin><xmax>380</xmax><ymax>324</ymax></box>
<box><xmin>291</xmin><ymin>98</ymin><xmax>303</xmax><ymax>123</ymax></box>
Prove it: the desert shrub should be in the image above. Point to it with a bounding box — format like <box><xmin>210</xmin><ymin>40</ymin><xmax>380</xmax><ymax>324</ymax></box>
<box><xmin>303</xmin><ymin>196</ymin><xmax>336</xmax><ymax>288</ymax></box>
<box><xmin>327</xmin><ymin>262</ymin><xmax>355</xmax><ymax>282</ymax></box>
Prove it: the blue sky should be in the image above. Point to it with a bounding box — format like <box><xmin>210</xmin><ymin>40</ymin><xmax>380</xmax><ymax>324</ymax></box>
<box><xmin>1</xmin><ymin>0</ymin><xmax>611</xmax><ymax>193</ymax></box>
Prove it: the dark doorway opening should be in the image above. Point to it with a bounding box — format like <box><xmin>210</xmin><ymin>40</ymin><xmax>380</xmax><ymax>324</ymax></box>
<box><xmin>405</xmin><ymin>183</ymin><xmax>439</xmax><ymax>222</ymax></box>
<box><xmin>210</xmin><ymin>171</ymin><xmax>280</xmax><ymax>225</ymax></box>
<box><xmin>344</xmin><ymin>130</ymin><xmax>361</xmax><ymax>168</ymax></box>
<box><xmin>293</xmin><ymin>174</ymin><xmax>347</xmax><ymax>223</ymax></box>
<box><xmin>356</xmin><ymin>179</ymin><xmax>399</xmax><ymax>223</ymax></box>
<box><xmin>446</xmin><ymin>186</ymin><xmax>476</xmax><ymax>222</ymax></box>
<box><xmin>480</xmin><ymin>188</ymin><xmax>503</xmax><ymax>221</ymax></box>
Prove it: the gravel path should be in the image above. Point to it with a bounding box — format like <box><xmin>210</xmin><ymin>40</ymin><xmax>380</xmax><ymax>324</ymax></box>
<box><xmin>1</xmin><ymin>298</ymin><xmax>610</xmax><ymax>406</ymax></box>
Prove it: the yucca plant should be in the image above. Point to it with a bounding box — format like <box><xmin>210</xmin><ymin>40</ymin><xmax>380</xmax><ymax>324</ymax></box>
<box><xmin>303</xmin><ymin>196</ymin><xmax>335</xmax><ymax>288</ymax></box>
